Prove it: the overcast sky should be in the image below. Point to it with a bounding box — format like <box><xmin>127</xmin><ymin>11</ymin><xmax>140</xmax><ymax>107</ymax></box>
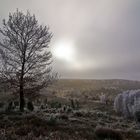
<box><xmin>0</xmin><ymin>0</ymin><xmax>140</xmax><ymax>80</ymax></box>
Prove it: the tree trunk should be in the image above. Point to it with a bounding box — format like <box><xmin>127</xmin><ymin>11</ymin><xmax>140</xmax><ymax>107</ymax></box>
<box><xmin>19</xmin><ymin>49</ymin><xmax>26</xmax><ymax>112</ymax></box>
<box><xmin>20</xmin><ymin>83</ymin><xmax>24</xmax><ymax>112</ymax></box>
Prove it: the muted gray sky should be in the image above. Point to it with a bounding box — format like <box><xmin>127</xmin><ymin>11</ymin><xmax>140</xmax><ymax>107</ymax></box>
<box><xmin>0</xmin><ymin>0</ymin><xmax>140</xmax><ymax>80</ymax></box>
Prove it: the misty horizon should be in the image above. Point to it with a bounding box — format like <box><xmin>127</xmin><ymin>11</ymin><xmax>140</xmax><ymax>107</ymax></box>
<box><xmin>59</xmin><ymin>77</ymin><xmax>140</xmax><ymax>82</ymax></box>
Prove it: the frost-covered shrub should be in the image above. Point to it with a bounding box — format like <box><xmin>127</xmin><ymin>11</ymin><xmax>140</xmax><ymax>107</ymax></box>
<box><xmin>114</xmin><ymin>90</ymin><xmax>140</xmax><ymax>118</ymax></box>
<box><xmin>133</xmin><ymin>95</ymin><xmax>140</xmax><ymax>124</ymax></box>
<box><xmin>114</xmin><ymin>93</ymin><xmax>123</xmax><ymax>114</ymax></box>
<box><xmin>99</xmin><ymin>93</ymin><xmax>107</xmax><ymax>104</ymax></box>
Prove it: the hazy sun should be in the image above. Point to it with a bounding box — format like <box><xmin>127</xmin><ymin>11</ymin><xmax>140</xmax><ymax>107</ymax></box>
<box><xmin>52</xmin><ymin>39</ymin><xmax>75</xmax><ymax>62</ymax></box>
<box><xmin>52</xmin><ymin>38</ymin><xmax>98</xmax><ymax>71</ymax></box>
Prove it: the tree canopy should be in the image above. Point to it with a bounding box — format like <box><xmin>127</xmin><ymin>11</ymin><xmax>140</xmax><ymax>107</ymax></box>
<box><xmin>0</xmin><ymin>10</ymin><xmax>57</xmax><ymax>111</ymax></box>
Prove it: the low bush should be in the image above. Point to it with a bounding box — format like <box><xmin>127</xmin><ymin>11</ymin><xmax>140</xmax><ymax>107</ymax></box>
<box><xmin>94</xmin><ymin>126</ymin><xmax>124</xmax><ymax>140</ymax></box>
<box><xmin>114</xmin><ymin>90</ymin><xmax>140</xmax><ymax>119</ymax></box>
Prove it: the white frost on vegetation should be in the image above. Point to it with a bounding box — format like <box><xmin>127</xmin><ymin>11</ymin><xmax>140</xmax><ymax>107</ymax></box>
<box><xmin>114</xmin><ymin>90</ymin><xmax>140</xmax><ymax>118</ymax></box>
<box><xmin>99</xmin><ymin>93</ymin><xmax>107</xmax><ymax>104</ymax></box>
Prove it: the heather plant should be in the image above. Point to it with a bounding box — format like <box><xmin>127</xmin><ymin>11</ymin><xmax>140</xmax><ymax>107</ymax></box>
<box><xmin>94</xmin><ymin>126</ymin><xmax>124</xmax><ymax>140</ymax></box>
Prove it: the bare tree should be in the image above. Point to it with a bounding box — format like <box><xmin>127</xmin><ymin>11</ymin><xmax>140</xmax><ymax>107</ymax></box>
<box><xmin>0</xmin><ymin>10</ymin><xmax>56</xmax><ymax>111</ymax></box>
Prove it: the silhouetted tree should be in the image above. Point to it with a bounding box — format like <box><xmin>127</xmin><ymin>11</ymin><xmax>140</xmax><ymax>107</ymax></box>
<box><xmin>0</xmin><ymin>10</ymin><xmax>57</xmax><ymax>111</ymax></box>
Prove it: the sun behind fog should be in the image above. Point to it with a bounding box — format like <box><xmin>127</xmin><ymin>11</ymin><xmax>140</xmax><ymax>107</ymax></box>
<box><xmin>52</xmin><ymin>39</ymin><xmax>75</xmax><ymax>62</ymax></box>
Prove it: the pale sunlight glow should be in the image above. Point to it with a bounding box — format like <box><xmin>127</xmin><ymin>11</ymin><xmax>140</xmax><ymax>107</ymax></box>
<box><xmin>53</xmin><ymin>39</ymin><xmax>75</xmax><ymax>62</ymax></box>
<box><xmin>52</xmin><ymin>38</ymin><xmax>99</xmax><ymax>71</ymax></box>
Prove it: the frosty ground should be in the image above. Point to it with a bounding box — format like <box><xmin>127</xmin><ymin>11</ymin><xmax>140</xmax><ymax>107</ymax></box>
<box><xmin>0</xmin><ymin>79</ymin><xmax>140</xmax><ymax>140</ymax></box>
